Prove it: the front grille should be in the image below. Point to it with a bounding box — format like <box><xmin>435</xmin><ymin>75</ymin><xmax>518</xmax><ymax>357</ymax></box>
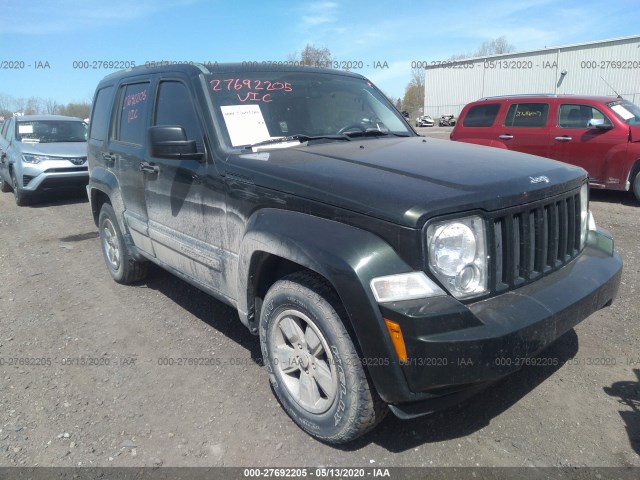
<box><xmin>23</xmin><ymin>175</ymin><xmax>34</xmax><ymax>186</ymax></box>
<box><xmin>43</xmin><ymin>167</ymin><xmax>88</xmax><ymax>173</ymax></box>
<box><xmin>490</xmin><ymin>189</ymin><xmax>582</xmax><ymax>293</ymax></box>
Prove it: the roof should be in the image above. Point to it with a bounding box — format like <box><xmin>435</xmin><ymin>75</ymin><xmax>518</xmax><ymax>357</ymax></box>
<box><xmin>98</xmin><ymin>62</ymin><xmax>365</xmax><ymax>84</ymax></box>
<box><xmin>476</xmin><ymin>94</ymin><xmax>623</xmax><ymax>102</ymax></box>
<box><xmin>14</xmin><ymin>115</ymin><xmax>84</xmax><ymax>121</ymax></box>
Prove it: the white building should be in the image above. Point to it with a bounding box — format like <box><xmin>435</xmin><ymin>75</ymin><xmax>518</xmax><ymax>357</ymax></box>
<box><xmin>423</xmin><ymin>35</ymin><xmax>640</xmax><ymax>118</ymax></box>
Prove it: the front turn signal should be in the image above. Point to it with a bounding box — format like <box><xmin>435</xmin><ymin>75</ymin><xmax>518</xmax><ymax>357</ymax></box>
<box><xmin>384</xmin><ymin>319</ymin><xmax>407</xmax><ymax>363</ymax></box>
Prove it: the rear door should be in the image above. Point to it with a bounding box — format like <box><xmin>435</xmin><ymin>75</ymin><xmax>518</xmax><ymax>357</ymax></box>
<box><xmin>498</xmin><ymin>101</ymin><xmax>551</xmax><ymax>158</ymax></box>
<box><xmin>110</xmin><ymin>79</ymin><xmax>155</xmax><ymax>255</ymax></box>
<box><xmin>548</xmin><ymin>102</ymin><xmax>628</xmax><ymax>186</ymax></box>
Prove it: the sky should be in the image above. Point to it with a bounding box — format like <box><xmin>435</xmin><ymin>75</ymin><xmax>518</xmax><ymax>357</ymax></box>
<box><xmin>0</xmin><ymin>0</ymin><xmax>638</xmax><ymax>107</ymax></box>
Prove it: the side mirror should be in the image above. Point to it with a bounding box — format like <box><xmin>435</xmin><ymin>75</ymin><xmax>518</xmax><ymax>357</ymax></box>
<box><xmin>587</xmin><ymin>118</ymin><xmax>613</xmax><ymax>130</ymax></box>
<box><xmin>148</xmin><ymin>126</ymin><xmax>203</xmax><ymax>160</ymax></box>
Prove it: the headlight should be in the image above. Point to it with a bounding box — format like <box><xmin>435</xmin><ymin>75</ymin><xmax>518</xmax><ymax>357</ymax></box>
<box><xmin>579</xmin><ymin>183</ymin><xmax>589</xmax><ymax>249</ymax></box>
<box><xmin>22</xmin><ymin>154</ymin><xmax>56</xmax><ymax>164</ymax></box>
<box><xmin>370</xmin><ymin>272</ymin><xmax>444</xmax><ymax>303</ymax></box>
<box><xmin>427</xmin><ymin>215</ymin><xmax>487</xmax><ymax>300</ymax></box>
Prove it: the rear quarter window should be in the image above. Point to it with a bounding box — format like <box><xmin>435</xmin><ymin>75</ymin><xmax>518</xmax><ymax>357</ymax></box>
<box><xmin>89</xmin><ymin>86</ymin><xmax>114</xmax><ymax>141</ymax></box>
<box><xmin>462</xmin><ymin>104</ymin><xmax>501</xmax><ymax>127</ymax></box>
<box><xmin>504</xmin><ymin>102</ymin><xmax>549</xmax><ymax>128</ymax></box>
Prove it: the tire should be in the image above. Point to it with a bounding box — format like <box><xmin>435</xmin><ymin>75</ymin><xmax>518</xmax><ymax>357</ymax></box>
<box><xmin>260</xmin><ymin>271</ymin><xmax>387</xmax><ymax>443</ymax></box>
<box><xmin>0</xmin><ymin>174</ymin><xmax>11</xmax><ymax>193</ymax></box>
<box><xmin>98</xmin><ymin>203</ymin><xmax>148</xmax><ymax>284</ymax></box>
<box><xmin>11</xmin><ymin>171</ymin><xmax>30</xmax><ymax>206</ymax></box>
<box><xmin>633</xmin><ymin>171</ymin><xmax>640</xmax><ymax>203</ymax></box>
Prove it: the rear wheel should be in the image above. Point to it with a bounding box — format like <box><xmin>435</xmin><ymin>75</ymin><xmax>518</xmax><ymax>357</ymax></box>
<box><xmin>98</xmin><ymin>203</ymin><xmax>148</xmax><ymax>284</ymax></box>
<box><xmin>633</xmin><ymin>170</ymin><xmax>640</xmax><ymax>203</ymax></box>
<box><xmin>0</xmin><ymin>174</ymin><xmax>11</xmax><ymax>193</ymax></box>
<box><xmin>260</xmin><ymin>271</ymin><xmax>387</xmax><ymax>443</ymax></box>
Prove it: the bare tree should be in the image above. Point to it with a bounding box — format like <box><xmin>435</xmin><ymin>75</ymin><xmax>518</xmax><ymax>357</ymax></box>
<box><xmin>0</xmin><ymin>94</ymin><xmax>13</xmax><ymax>119</ymax></box>
<box><xmin>401</xmin><ymin>67</ymin><xmax>425</xmax><ymax>119</ymax></box>
<box><xmin>476</xmin><ymin>36</ymin><xmax>515</xmax><ymax>56</ymax></box>
<box><xmin>44</xmin><ymin>98</ymin><xmax>59</xmax><ymax>114</ymax></box>
<box><xmin>289</xmin><ymin>43</ymin><xmax>332</xmax><ymax>67</ymax></box>
<box><xmin>57</xmin><ymin>102</ymin><xmax>91</xmax><ymax>119</ymax></box>
<box><xmin>448</xmin><ymin>36</ymin><xmax>515</xmax><ymax>60</ymax></box>
<box><xmin>25</xmin><ymin>97</ymin><xmax>44</xmax><ymax>115</ymax></box>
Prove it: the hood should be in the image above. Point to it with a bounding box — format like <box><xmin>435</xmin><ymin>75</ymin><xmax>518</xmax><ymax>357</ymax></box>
<box><xmin>227</xmin><ymin>137</ymin><xmax>585</xmax><ymax>228</ymax></box>
<box><xmin>17</xmin><ymin>141</ymin><xmax>87</xmax><ymax>158</ymax></box>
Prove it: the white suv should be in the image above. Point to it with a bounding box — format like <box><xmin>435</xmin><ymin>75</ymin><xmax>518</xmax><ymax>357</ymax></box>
<box><xmin>0</xmin><ymin>115</ymin><xmax>88</xmax><ymax>205</ymax></box>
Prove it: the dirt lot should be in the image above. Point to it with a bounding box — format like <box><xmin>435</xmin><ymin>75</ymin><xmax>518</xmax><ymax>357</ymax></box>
<box><xmin>1</xmin><ymin>132</ymin><xmax>639</xmax><ymax>468</ymax></box>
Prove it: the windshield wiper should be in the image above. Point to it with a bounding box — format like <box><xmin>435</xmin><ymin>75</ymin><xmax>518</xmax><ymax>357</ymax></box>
<box><xmin>344</xmin><ymin>129</ymin><xmax>410</xmax><ymax>138</ymax></box>
<box><xmin>244</xmin><ymin>134</ymin><xmax>351</xmax><ymax>150</ymax></box>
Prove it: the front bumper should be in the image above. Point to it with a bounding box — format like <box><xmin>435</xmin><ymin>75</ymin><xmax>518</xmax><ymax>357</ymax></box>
<box><xmin>21</xmin><ymin>165</ymin><xmax>88</xmax><ymax>192</ymax></box>
<box><xmin>379</xmin><ymin>228</ymin><xmax>622</xmax><ymax>417</ymax></box>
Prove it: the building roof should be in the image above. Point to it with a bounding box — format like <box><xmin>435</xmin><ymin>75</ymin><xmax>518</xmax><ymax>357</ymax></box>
<box><xmin>424</xmin><ymin>35</ymin><xmax>640</xmax><ymax>68</ymax></box>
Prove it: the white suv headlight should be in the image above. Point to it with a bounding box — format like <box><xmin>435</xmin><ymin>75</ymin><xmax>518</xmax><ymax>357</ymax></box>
<box><xmin>427</xmin><ymin>215</ymin><xmax>488</xmax><ymax>300</ymax></box>
<box><xmin>22</xmin><ymin>154</ymin><xmax>56</xmax><ymax>164</ymax></box>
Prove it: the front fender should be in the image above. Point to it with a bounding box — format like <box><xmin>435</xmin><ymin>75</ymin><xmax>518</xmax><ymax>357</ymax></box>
<box><xmin>237</xmin><ymin>208</ymin><xmax>421</xmax><ymax>403</ymax></box>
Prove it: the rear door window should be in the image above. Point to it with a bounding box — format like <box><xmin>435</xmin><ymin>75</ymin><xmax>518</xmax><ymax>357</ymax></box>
<box><xmin>504</xmin><ymin>102</ymin><xmax>549</xmax><ymax>128</ymax></box>
<box><xmin>463</xmin><ymin>104</ymin><xmax>501</xmax><ymax>127</ymax></box>
<box><xmin>115</xmin><ymin>82</ymin><xmax>150</xmax><ymax>145</ymax></box>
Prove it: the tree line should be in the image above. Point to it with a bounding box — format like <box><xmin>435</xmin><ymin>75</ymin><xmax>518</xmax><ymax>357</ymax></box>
<box><xmin>0</xmin><ymin>94</ymin><xmax>91</xmax><ymax>120</ymax></box>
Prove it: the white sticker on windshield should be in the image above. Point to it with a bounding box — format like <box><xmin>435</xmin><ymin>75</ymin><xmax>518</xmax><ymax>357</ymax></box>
<box><xmin>18</xmin><ymin>124</ymin><xmax>34</xmax><ymax>134</ymax></box>
<box><xmin>220</xmin><ymin>104</ymin><xmax>271</xmax><ymax>147</ymax></box>
<box><xmin>611</xmin><ymin>104</ymin><xmax>634</xmax><ymax>120</ymax></box>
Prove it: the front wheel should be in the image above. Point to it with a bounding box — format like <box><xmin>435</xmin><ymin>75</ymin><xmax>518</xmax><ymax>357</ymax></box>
<box><xmin>98</xmin><ymin>203</ymin><xmax>148</xmax><ymax>284</ymax></box>
<box><xmin>11</xmin><ymin>171</ymin><xmax>30</xmax><ymax>206</ymax></box>
<box><xmin>260</xmin><ymin>272</ymin><xmax>387</xmax><ymax>443</ymax></box>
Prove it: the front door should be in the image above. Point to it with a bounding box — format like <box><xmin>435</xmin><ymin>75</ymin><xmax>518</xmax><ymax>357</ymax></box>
<box><xmin>143</xmin><ymin>79</ymin><xmax>230</xmax><ymax>295</ymax></box>
<box><xmin>548</xmin><ymin>103</ymin><xmax>628</xmax><ymax>186</ymax></box>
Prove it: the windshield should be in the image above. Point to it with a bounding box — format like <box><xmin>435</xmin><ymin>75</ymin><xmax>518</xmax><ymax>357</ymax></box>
<box><xmin>606</xmin><ymin>100</ymin><xmax>640</xmax><ymax>125</ymax></box>
<box><xmin>206</xmin><ymin>71</ymin><xmax>412</xmax><ymax>148</ymax></box>
<box><xmin>15</xmin><ymin>120</ymin><xmax>87</xmax><ymax>143</ymax></box>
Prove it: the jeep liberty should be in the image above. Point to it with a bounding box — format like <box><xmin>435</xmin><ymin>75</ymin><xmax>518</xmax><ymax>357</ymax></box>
<box><xmin>87</xmin><ymin>64</ymin><xmax>622</xmax><ymax>443</ymax></box>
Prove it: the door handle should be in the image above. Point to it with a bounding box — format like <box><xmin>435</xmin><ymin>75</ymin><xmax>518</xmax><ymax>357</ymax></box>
<box><xmin>498</xmin><ymin>134</ymin><xmax>513</xmax><ymax>140</ymax></box>
<box><xmin>139</xmin><ymin>162</ymin><xmax>159</xmax><ymax>174</ymax></box>
<box><xmin>554</xmin><ymin>136</ymin><xmax>572</xmax><ymax>142</ymax></box>
<box><xmin>102</xmin><ymin>152</ymin><xmax>116</xmax><ymax>162</ymax></box>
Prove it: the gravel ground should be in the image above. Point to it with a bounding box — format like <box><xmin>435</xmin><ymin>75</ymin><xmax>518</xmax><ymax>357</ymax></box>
<box><xmin>0</xmin><ymin>134</ymin><xmax>638</xmax><ymax>468</ymax></box>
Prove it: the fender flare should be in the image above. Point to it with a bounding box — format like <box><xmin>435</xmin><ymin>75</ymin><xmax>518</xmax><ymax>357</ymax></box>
<box><xmin>237</xmin><ymin>208</ymin><xmax>418</xmax><ymax>402</ymax></box>
<box><xmin>88</xmin><ymin>167</ymin><xmax>144</xmax><ymax>260</ymax></box>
